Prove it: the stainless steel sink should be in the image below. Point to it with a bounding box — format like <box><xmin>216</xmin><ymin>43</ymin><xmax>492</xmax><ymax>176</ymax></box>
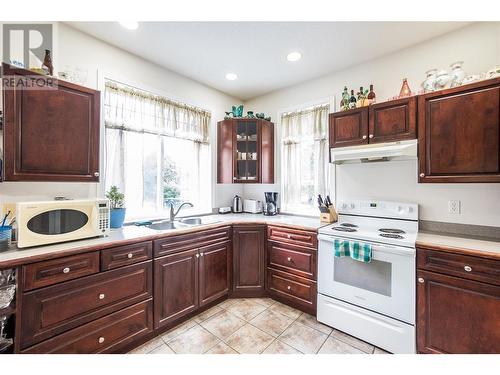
<box><xmin>179</xmin><ymin>217</ymin><xmax>202</xmax><ymax>225</ymax></box>
<box><xmin>146</xmin><ymin>221</ymin><xmax>186</xmax><ymax>230</ymax></box>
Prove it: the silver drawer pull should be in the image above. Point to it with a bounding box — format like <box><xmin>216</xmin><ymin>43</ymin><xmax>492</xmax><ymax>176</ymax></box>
<box><xmin>62</xmin><ymin>267</ymin><xmax>70</xmax><ymax>274</ymax></box>
<box><xmin>287</xmin><ymin>234</ymin><xmax>292</xmax><ymax>239</ymax></box>
<box><xmin>99</xmin><ymin>293</ymin><xmax>105</xmax><ymax>300</ymax></box>
<box><xmin>98</xmin><ymin>337</ymin><xmax>105</xmax><ymax>344</ymax></box>
<box><xmin>127</xmin><ymin>253</ymin><xmax>133</xmax><ymax>259</ymax></box>
<box><xmin>287</xmin><ymin>285</ymin><xmax>291</xmax><ymax>290</ymax></box>
<box><xmin>287</xmin><ymin>257</ymin><xmax>292</xmax><ymax>262</ymax></box>
<box><xmin>418</xmin><ymin>277</ymin><xmax>425</xmax><ymax>283</ymax></box>
<box><xmin>464</xmin><ymin>265</ymin><xmax>472</xmax><ymax>272</ymax></box>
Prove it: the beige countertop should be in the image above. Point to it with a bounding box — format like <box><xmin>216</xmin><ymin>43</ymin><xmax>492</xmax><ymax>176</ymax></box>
<box><xmin>0</xmin><ymin>213</ymin><xmax>325</xmax><ymax>268</ymax></box>
<box><xmin>417</xmin><ymin>231</ymin><xmax>500</xmax><ymax>260</ymax></box>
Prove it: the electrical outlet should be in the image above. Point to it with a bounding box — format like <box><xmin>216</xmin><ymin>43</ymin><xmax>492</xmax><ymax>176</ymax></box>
<box><xmin>448</xmin><ymin>200</ymin><xmax>461</xmax><ymax>214</ymax></box>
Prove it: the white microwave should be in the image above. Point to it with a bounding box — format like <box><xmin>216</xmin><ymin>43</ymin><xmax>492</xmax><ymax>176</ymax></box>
<box><xmin>17</xmin><ymin>199</ymin><xmax>110</xmax><ymax>248</ymax></box>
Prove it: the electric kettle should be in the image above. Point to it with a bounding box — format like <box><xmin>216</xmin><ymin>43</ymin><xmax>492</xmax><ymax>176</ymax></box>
<box><xmin>232</xmin><ymin>195</ymin><xmax>243</xmax><ymax>213</ymax></box>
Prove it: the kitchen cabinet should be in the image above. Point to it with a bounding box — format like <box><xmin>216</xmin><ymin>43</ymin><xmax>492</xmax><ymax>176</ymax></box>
<box><xmin>418</xmin><ymin>78</ymin><xmax>500</xmax><ymax>183</ymax></box>
<box><xmin>217</xmin><ymin>118</ymin><xmax>274</xmax><ymax>183</ymax></box>
<box><xmin>199</xmin><ymin>241</ymin><xmax>231</xmax><ymax>306</ymax></box>
<box><xmin>1</xmin><ymin>63</ymin><xmax>100</xmax><ymax>182</ymax></box>
<box><xmin>368</xmin><ymin>96</ymin><xmax>416</xmax><ymax>143</ymax></box>
<box><xmin>232</xmin><ymin>225</ymin><xmax>266</xmax><ymax>296</ymax></box>
<box><xmin>416</xmin><ymin>247</ymin><xmax>500</xmax><ymax>354</ymax></box>
<box><xmin>329</xmin><ymin>107</ymin><xmax>369</xmax><ymax>148</ymax></box>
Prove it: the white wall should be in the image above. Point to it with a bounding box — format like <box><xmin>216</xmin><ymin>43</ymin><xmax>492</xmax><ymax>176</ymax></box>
<box><xmin>0</xmin><ymin>22</ymin><xmax>243</xmax><ymax>209</ymax></box>
<box><xmin>244</xmin><ymin>22</ymin><xmax>500</xmax><ymax>226</ymax></box>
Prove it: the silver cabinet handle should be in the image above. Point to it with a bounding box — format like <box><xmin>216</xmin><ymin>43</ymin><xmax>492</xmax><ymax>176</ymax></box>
<box><xmin>200</xmin><ymin>253</ymin><xmax>204</xmax><ymax>257</ymax></box>
<box><xmin>419</xmin><ymin>173</ymin><xmax>425</xmax><ymax>178</ymax></box>
<box><xmin>195</xmin><ymin>254</ymin><xmax>200</xmax><ymax>258</ymax></box>
<box><xmin>464</xmin><ymin>265</ymin><xmax>472</xmax><ymax>272</ymax></box>
<box><xmin>287</xmin><ymin>285</ymin><xmax>291</xmax><ymax>290</ymax></box>
<box><xmin>98</xmin><ymin>337</ymin><xmax>105</xmax><ymax>344</ymax></box>
<box><xmin>287</xmin><ymin>257</ymin><xmax>292</xmax><ymax>262</ymax></box>
<box><xmin>99</xmin><ymin>293</ymin><xmax>105</xmax><ymax>300</ymax></box>
<box><xmin>63</xmin><ymin>267</ymin><xmax>70</xmax><ymax>274</ymax></box>
<box><xmin>369</xmin><ymin>134</ymin><xmax>374</xmax><ymax>139</ymax></box>
<box><xmin>418</xmin><ymin>277</ymin><xmax>425</xmax><ymax>283</ymax></box>
<box><xmin>362</xmin><ymin>135</ymin><xmax>367</xmax><ymax>140</ymax></box>
<box><xmin>94</xmin><ymin>172</ymin><xmax>100</xmax><ymax>177</ymax></box>
<box><xmin>287</xmin><ymin>234</ymin><xmax>292</xmax><ymax>239</ymax></box>
<box><xmin>127</xmin><ymin>253</ymin><xmax>133</xmax><ymax>259</ymax></box>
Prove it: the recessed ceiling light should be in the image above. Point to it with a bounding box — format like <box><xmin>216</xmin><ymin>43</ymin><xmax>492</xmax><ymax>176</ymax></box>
<box><xmin>119</xmin><ymin>21</ymin><xmax>139</xmax><ymax>30</ymax></box>
<box><xmin>225</xmin><ymin>73</ymin><xmax>238</xmax><ymax>81</ymax></box>
<box><xmin>287</xmin><ymin>52</ymin><xmax>302</xmax><ymax>62</ymax></box>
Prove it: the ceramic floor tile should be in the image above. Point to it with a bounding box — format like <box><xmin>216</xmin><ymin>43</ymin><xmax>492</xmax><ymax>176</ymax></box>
<box><xmin>206</xmin><ymin>341</ymin><xmax>238</xmax><ymax>354</ymax></box>
<box><xmin>269</xmin><ymin>302</ymin><xmax>302</xmax><ymax>319</ymax></box>
<box><xmin>296</xmin><ymin>313</ymin><xmax>333</xmax><ymax>335</ymax></box>
<box><xmin>262</xmin><ymin>339</ymin><xmax>302</xmax><ymax>354</ymax></box>
<box><xmin>331</xmin><ymin>329</ymin><xmax>374</xmax><ymax>353</ymax></box>
<box><xmin>247</xmin><ymin>297</ymin><xmax>276</xmax><ymax>308</ymax></box>
<box><xmin>160</xmin><ymin>319</ymin><xmax>198</xmax><ymax>343</ymax></box>
<box><xmin>373</xmin><ymin>347</ymin><xmax>390</xmax><ymax>354</ymax></box>
<box><xmin>166</xmin><ymin>325</ymin><xmax>220</xmax><ymax>354</ymax></box>
<box><xmin>193</xmin><ymin>306</ymin><xmax>224</xmax><ymax>323</ymax></box>
<box><xmin>148</xmin><ymin>344</ymin><xmax>175</xmax><ymax>354</ymax></box>
<box><xmin>128</xmin><ymin>337</ymin><xmax>164</xmax><ymax>354</ymax></box>
<box><xmin>216</xmin><ymin>298</ymin><xmax>239</xmax><ymax>310</ymax></box>
<box><xmin>279</xmin><ymin>322</ymin><xmax>328</xmax><ymax>354</ymax></box>
<box><xmin>225</xmin><ymin>299</ymin><xmax>267</xmax><ymax>321</ymax></box>
<box><xmin>225</xmin><ymin>324</ymin><xmax>275</xmax><ymax>354</ymax></box>
<box><xmin>250</xmin><ymin>309</ymin><xmax>295</xmax><ymax>337</ymax></box>
<box><xmin>318</xmin><ymin>337</ymin><xmax>365</xmax><ymax>354</ymax></box>
<box><xmin>200</xmin><ymin>310</ymin><xmax>246</xmax><ymax>340</ymax></box>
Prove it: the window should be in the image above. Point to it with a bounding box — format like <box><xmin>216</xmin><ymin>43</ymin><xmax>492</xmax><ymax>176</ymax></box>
<box><xmin>281</xmin><ymin>104</ymin><xmax>330</xmax><ymax>215</ymax></box>
<box><xmin>104</xmin><ymin>81</ymin><xmax>211</xmax><ymax>221</ymax></box>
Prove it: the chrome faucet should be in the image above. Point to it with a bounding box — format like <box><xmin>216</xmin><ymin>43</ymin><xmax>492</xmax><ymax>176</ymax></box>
<box><xmin>169</xmin><ymin>201</ymin><xmax>193</xmax><ymax>222</ymax></box>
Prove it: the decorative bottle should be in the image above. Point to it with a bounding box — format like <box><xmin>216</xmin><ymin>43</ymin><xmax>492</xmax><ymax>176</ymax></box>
<box><xmin>340</xmin><ymin>86</ymin><xmax>349</xmax><ymax>110</ymax></box>
<box><xmin>399</xmin><ymin>78</ymin><xmax>412</xmax><ymax>98</ymax></box>
<box><xmin>367</xmin><ymin>84</ymin><xmax>376</xmax><ymax>104</ymax></box>
<box><xmin>41</xmin><ymin>50</ymin><xmax>54</xmax><ymax>76</ymax></box>
<box><xmin>349</xmin><ymin>90</ymin><xmax>357</xmax><ymax>109</ymax></box>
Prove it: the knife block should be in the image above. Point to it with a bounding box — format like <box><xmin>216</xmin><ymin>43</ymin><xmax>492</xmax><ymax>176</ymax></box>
<box><xmin>320</xmin><ymin>206</ymin><xmax>338</xmax><ymax>223</ymax></box>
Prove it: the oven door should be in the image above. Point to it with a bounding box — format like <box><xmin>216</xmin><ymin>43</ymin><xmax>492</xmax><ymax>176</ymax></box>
<box><xmin>318</xmin><ymin>234</ymin><xmax>415</xmax><ymax>324</ymax></box>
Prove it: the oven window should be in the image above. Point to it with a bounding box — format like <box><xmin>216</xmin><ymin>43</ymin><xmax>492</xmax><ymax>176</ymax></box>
<box><xmin>27</xmin><ymin>209</ymin><xmax>89</xmax><ymax>235</ymax></box>
<box><xmin>333</xmin><ymin>257</ymin><xmax>392</xmax><ymax>297</ymax></box>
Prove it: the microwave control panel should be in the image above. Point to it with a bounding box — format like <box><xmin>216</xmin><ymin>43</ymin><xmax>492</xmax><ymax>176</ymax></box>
<box><xmin>98</xmin><ymin>200</ymin><xmax>110</xmax><ymax>233</ymax></box>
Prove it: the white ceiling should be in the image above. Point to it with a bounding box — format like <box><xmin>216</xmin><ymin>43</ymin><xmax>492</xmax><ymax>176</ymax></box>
<box><xmin>68</xmin><ymin>22</ymin><xmax>471</xmax><ymax>100</ymax></box>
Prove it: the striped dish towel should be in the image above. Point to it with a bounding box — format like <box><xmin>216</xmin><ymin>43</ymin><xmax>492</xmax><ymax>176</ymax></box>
<box><xmin>334</xmin><ymin>239</ymin><xmax>372</xmax><ymax>263</ymax></box>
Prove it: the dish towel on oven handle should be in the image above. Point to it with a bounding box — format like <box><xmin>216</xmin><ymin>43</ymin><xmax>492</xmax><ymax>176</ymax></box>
<box><xmin>334</xmin><ymin>239</ymin><xmax>372</xmax><ymax>263</ymax></box>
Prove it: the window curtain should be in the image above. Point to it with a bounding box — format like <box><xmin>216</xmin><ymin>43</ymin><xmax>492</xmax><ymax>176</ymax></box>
<box><xmin>281</xmin><ymin>104</ymin><xmax>330</xmax><ymax>211</ymax></box>
<box><xmin>103</xmin><ymin>80</ymin><xmax>211</xmax><ymax>216</ymax></box>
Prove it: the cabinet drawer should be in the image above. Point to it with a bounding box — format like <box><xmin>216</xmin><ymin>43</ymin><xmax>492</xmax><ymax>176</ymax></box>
<box><xmin>267</xmin><ymin>226</ymin><xmax>317</xmax><ymax>248</ymax></box>
<box><xmin>21</xmin><ymin>261</ymin><xmax>152</xmax><ymax>348</ymax></box>
<box><xmin>267</xmin><ymin>268</ymin><xmax>317</xmax><ymax>313</ymax></box>
<box><xmin>268</xmin><ymin>241</ymin><xmax>316</xmax><ymax>280</ymax></box>
<box><xmin>417</xmin><ymin>248</ymin><xmax>500</xmax><ymax>286</ymax></box>
<box><xmin>22</xmin><ymin>300</ymin><xmax>153</xmax><ymax>354</ymax></box>
<box><xmin>101</xmin><ymin>241</ymin><xmax>152</xmax><ymax>271</ymax></box>
<box><xmin>23</xmin><ymin>252</ymin><xmax>100</xmax><ymax>291</ymax></box>
<box><xmin>154</xmin><ymin>226</ymin><xmax>231</xmax><ymax>257</ymax></box>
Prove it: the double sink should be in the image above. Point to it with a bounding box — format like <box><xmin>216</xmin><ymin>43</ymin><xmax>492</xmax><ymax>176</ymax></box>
<box><xmin>146</xmin><ymin>217</ymin><xmax>208</xmax><ymax>231</ymax></box>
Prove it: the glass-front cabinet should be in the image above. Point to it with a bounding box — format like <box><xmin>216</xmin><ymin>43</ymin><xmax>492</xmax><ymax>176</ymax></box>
<box><xmin>217</xmin><ymin>118</ymin><xmax>274</xmax><ymax>184</ymax></box>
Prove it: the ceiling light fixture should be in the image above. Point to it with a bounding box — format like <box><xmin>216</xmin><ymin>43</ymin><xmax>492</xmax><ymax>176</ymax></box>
<box><xmin>287</xmin><ymin>51</ymin><xmax>302</xmax><ymax>62</ymax></box>
<box><xmin>225</xmin><ymin>73</ymin><xmax>238</xmax><ymax>81</ymax></box>
<box><xmin>119</xmin><ymin>21</ymin><xmax>139</xmax><ymax>30</ymax></box>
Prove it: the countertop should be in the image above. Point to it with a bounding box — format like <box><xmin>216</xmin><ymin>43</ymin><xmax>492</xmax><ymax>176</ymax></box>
<box><xmin>0</xmin><ymin>213</ymin><xmax>325</xmax><ymax>268</ymax></box>
<box><xmin>417</xmin><ymin>231</ymin><xmax>500</xmax><ymax>260</ymax></box>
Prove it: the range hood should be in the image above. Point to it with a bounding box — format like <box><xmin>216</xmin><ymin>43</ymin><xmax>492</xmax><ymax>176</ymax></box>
<box><xmin>330</xmin><ymin>139</ymin><xmax>417</xmax><ymax>164</ymax></box>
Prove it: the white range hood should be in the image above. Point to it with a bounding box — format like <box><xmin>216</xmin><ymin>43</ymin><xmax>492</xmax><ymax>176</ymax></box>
<box><xmin>330</xmin><ymin>139</ymin><xmax>417</xmax><ymax>164</ymax></box>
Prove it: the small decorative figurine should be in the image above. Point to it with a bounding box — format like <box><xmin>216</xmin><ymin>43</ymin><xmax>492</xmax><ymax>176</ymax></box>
<box><xmin>398</xmin><ymin>78</ymin><xmax>412</xmax><ymax>98</ymax></box>
<box><xmin>256</xmin><ymin>113</ymin><xmax>265</xmax><ymax>119</ymax></box>
<box><xmin>246</xmin><ymin>111</ymin><xmax>255</xmax><ymax>118</ymax></box>
<box><xmin>41</xmin><ymin>49</ymin><xmax>54</xmax><ymax>76</ymax></box>
<box><xmin>340</xmin><ymin>86</ymin><xmax>350</xmax><ymax>111</ymax></box>
<box><xmin>232</xmin><ymin>105</ymin><xmax>244</xmax><ymax>117</ymax></box>
<box><xmin>265</xmin><ymin>116</ymin><xmax>271</xmax><ymax>121</ymax></box>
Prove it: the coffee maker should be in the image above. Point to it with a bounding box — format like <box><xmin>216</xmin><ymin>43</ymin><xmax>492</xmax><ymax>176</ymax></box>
<box><xmin>263</xmin><ymin>192</ymin><xmax>279</xmax><ymax>216</ymax></box>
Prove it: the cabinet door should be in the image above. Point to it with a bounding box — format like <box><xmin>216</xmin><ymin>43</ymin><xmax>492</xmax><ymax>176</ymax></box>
<box><xmin>199</xmin><ymin>241</ymin><xmax>231</xmax><ymax>306</ymax></box>
<box><xmin>329</xmin><ymin>107</ymin><xmax>368</xmax><ymax>148</ymax></box>
<box><xmin>154</xmin><ymin>249</ymin><xmax>199</xmax><ymax>329</ymax></box>
<box><xmin>369</xmin><ymin>97</ymin><xmax>416</xmax><ymax>143</ymax></box>
<box><xmin>417</xmin><ymin>270</ymin><xmax>500</xmax><ymax>354</ymax></box>
<box><xmin>217</xmin><ymin>120</ymin><xmax>235</xmax><ymax>183</ymax></box>
<box><xmin>2</xmin><ymin>64</ymin><xmax>100</xmax><ymax>182</ymax></box>
<box><xmin>260</xmin><ymin>120</ymin><xmax>275</xmax><ymax>183</ymax></box>
<box><xmin>232</xmin><ymin>225</ymin><xmax>266</xmax><ymax>296</ymax></box>
<box><xmin>418</xmin><ymin>79</ymin><xmax>500</xmax><ymax>183</ymax></box>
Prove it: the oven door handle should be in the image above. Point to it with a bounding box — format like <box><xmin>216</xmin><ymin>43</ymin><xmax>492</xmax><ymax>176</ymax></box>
<box><xmin>318</xmin><ymin>234</ymin><xmax>415</xmax><ymax>256</ymax></box>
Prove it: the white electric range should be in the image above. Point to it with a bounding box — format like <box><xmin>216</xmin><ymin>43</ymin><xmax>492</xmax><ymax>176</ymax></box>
<box><xmin>317</xmin><ymin>200</ymin><xmax>418</xmax><ymax>354</ymax></box>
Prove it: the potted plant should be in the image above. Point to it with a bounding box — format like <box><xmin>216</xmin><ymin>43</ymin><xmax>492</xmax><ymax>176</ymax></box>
<box><xmin>106</xmin><ymin>186</ymin><xmax>126</xmax><ymax>228</ymax></box>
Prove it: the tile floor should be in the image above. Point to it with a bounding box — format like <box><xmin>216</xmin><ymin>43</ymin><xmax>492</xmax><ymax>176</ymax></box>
<box><xmin>129</xmin><ymin>298</ymin><xmax>390</xmax><ymax>354</ymax></box>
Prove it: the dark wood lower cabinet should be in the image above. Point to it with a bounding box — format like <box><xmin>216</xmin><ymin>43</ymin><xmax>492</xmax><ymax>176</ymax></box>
<box><xmin>154</xmin><ymin>249</ymin><xmax>199</xmax><ymax>330</ymax></box>
<box><xmin>199</xmin><ymin>241</ymin><xmax>231</xmax><ymax>307</ymax></box>
<box><xmin>232</xmin><ymin>225</ymin><xmax>266</xmax><ymax>297</ymax></box>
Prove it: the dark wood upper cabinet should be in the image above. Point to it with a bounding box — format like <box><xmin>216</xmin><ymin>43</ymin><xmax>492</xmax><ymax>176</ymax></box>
<box><xmin>217</xmin><ymin>118</ymin><xmax>274</xmax><ymax>183</ymax></box>
<box><xmin>329</xmin><ymin>107</ymin><xmax>368</xmax><ymax>148</ymax></box>
<box><xmin>2</xmin><ymin>63</ymin><xmax>100</xmax><ymax>182</ymax></box>
<box><xmin>232</xmin><ymin>225</ymin><xmax>266</xmax><ymax>296</ymax></box>
<box><xmin>199</xmin><ymin>241</ymin><xmax>231</xmax><ymax>307</ymax></box>
<box><xmin>418</xmin><ymin>78</ymin><xmax>500</xmax><ymax>183</ymax></box>
<box><xmin>369</xmin><ymin>96</ymin><xmax>416</xmax><ymax>143</ymax></box>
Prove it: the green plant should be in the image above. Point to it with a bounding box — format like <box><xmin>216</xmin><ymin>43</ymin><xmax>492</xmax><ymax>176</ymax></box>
<box><xmin>106</xmin><ymin>185</ymin><xmax>125</xmax><ymax>209</ymax></box>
